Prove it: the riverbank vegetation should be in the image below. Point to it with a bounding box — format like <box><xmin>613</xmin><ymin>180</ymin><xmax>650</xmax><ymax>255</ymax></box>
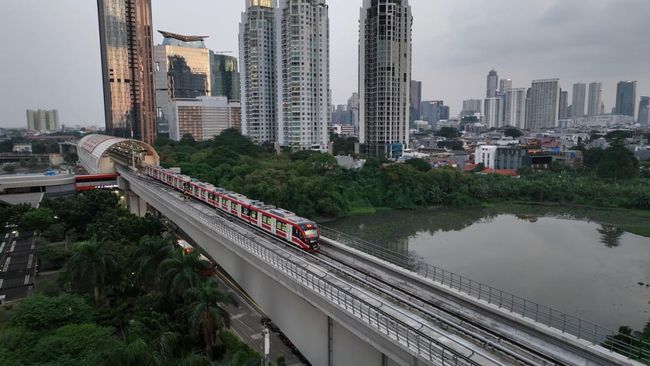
<box><xmin>154</xmin><ymin>130</ymin><xmax>650</xmax><ymax>220</ymax></box>
<box><xmin>0</xmin><ymin>191</ymin><xmax>261</xmax><ymax>366</ymax></box>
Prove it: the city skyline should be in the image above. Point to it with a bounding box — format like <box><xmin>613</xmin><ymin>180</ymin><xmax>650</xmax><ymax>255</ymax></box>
<box><xmin>1</xmin><ymin>0</ymin><xmax>649</xmax><ymax>127</ymax></box>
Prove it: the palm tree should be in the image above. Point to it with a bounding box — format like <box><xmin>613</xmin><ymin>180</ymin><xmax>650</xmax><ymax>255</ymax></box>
<box><xmin>133</xmin><ymin>236</ymin><xmax>173</xmax><ymax>292</ymax></box>
<box><xmin>64</xmin><ymin>239</ymin><xmax>118</xmax><ymax>305</ymax></box>
<box><xmin>186</xmin><ymin>281</ymin><xmax>232</xmax><ymax>358</ymax></box>
<box><xmin>160</xmin><ymin>250</ymin><xmax>206</xmax><ymax>297</ymax></box>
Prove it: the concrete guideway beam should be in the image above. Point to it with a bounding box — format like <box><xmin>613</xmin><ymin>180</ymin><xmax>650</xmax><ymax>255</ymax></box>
<box><xmin>119</xmin><ymin>170</ymin><xmax>430</xmax><ymax>365</ymax></box>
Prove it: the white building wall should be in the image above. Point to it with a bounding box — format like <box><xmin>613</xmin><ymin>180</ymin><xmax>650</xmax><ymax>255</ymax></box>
<box><xmin>276</xmin><ymin>0</ymin><xmax>330</xmax><ymax>151</ymax></box>
<box><xmin>475</xmin><ymin>145</ymin><xmax>498</xmax><ymax>169</ymax></box>
<box><xmin>505</xmin><ymin>88</ymin><xmax>527</xmax><ymax>129</ymax></box>
<box><xmin>484</xmin><ymin>97</ymin><xmax>502</xmax><ymax>129</ymax></box>
<box><xmin>239</xmin><ymin>0</ymin><xmax>278</xmax><ymax>143</ymax></box>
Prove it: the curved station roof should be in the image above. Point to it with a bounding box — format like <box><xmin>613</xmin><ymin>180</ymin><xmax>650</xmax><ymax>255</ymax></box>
<box><xmin>78</xmin><ymin>135</ymin><xmax>159</xmax><ymax>174</ymax></box>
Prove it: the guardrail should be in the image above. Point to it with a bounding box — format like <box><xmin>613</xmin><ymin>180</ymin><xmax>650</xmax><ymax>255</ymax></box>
<box><xmin>123</xmin><ymin>170</ymin><xmax>483</xmax><ymax>366</ymax></box>
<box><xmin>320</xmin><ymin>226</ymin><xmax>650</xmax><ymax>364</ymax></box>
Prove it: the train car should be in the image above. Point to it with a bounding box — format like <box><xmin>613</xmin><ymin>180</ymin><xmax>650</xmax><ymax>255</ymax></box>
<box><xmin>176</xmin><ymin>239</ymin><xmax>216</xmax><ymax>277</ymax></box>
<box><xmin>145</xmin><ymin>165</ymin><xmax>320</xmax><ymax>251</ymax></box>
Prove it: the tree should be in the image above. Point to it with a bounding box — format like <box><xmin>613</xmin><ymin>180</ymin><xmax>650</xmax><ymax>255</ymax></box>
<box><xmin>10</xmin><ymin>295</ymin><xmax>92</xmax><ymax>331</ymax></box>
<box><xmin>596</xmin><ymin>143</ymin><xmax>639</xmax><ymax>180</ymax></box>
<box><xmin>0</xmin><ymin>140</ymin><xmax>13</xmax><ymax>153</ymax></box>
<box><xmin>18</xmin><ymin>207</ymin><xmax>55</xmax><ymax>231</ymax></box>
<box><xmin>132</xmin><ymin>236</ymin><xmax>173</xmax><ymax>292</ymax></box>
<box><xmin>31</xmin><ymin>324</ymin><xmax>119</xmax><ymax>365</ymax></box>
<box><xmin>186</xmin><ymin>282</ymin><xmax>232</xmax><ymax>358</ymax></box>
<box><xmin>435</xmin><ymin>127</ymin><xmax>461</xmax><ymax>139</ymax></box>
<box><xmin>64</xmin><ymin>240</ymin><xmax>119</xmax><ymax>305</ymax></box>
<box><xmin>2</xmin><ymin>164</ymin><xmax>16</xmax><ymax>173</ymax></box>
<box><xmin>405</xmin><ymin>158</ymin><xmax>431</xmax><ymax>172</ymax></box>
<box><xmin>160</xmin><ymin>250</ymin><xmax>207</xmax><ymax>297</ymax></box>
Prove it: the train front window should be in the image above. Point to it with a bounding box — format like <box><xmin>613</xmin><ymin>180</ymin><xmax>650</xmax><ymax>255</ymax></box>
<box><xmin>304</xmin><ymin>229</ymin><xmax>318</xmax><ymax>238</ymax></box>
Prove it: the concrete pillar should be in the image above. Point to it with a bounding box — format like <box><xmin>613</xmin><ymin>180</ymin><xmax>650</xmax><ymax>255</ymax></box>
<box><xmin>127</xmin><ymin>192</ymin><xmax>147</xmax><ymax>217</ymax></box>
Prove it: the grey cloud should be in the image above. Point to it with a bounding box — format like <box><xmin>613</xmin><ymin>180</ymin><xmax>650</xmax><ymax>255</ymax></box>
<box><xmin>0</xmin><ymin>0</ymin><xmax>647</xmax><ymax>127</ymax></box>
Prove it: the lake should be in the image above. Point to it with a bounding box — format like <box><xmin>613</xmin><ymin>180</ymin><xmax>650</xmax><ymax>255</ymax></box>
<box><xmin>326</xmin><ymin>206</ymin><xmax>650</xmax><ymax>331</ymax></box>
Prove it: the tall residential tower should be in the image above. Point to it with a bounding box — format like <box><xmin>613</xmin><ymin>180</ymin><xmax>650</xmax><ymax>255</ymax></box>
<box><xmin>615</xmin><ymin>81</ymin><xmax>637</xmax><ymax>117</ymax></box>
<box><xmin>486</xmin><ymin>69</ymin><xmax>498</xmax><ymax>98</ymax></box>
<box><xmin>97</xmin><ymin>0</ymin><xmax>156</xmax><ymax>144</ymax></box>
<box><xmin>359</xmin><ymin>0</ymin><xmax>412</xmax><ymax>158</ymax></box>
<box><xmin>529</xmin><ymin>79</ymin><xmax>560</xmax><ymax>130</ymax></box>
<box><xmin>276</xmin><ymin>0</ymin><xmax>330</xmax><ymax>151</ymax></box>
<box><xmin>572</xmin><ymin>82</ymin><xmax>586</xmax><ymax>120</ymax></box>
<box><xmin>239</xmin><ymin>0</ymin><xmax>278</xmax><ymax>144</ymax></box>
<box><xmin>587</xmin><ymin>82</ymin><xmax>603</xmax><ymax>118</ymax></box>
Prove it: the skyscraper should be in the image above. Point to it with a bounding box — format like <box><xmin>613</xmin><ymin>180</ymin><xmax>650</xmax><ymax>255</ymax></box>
<box><xmin>529</xmin><ymin>79</ymin><xmax>560</xmax><ymax>130</ymax></box>
<box><xmin>277</xmin><ymin>0</ymin><xmax>330</xmax><ymax>151</ymax></box>
<box><xmin>97</xmin><ymin>0</ymin><xmax>156</xmax><ymax>144</ymax></box>
<box><xmin>348</xmin><ymin>92</ymin><xmax>360</xmax><ymax>133</ymax></box>
<box><xmin>499</xmin><ymin>78</ymin><xmax>512</xmax><ymax>96</ymax></box>
<box><xmin>484</xmin><ymin>97</ymin><xmax>503</xmax><ymax>129</ymax></box>
<box><xmin>486</xmin><ymin>69</ymin><xmax>499</xmax><ymax>98</ymax></box>
<box><xmin>410</xmin><ymin>80</ymin><xmax>422</xmax><ymax>121</ymax></box>
<box><xmin>558</xmin><ymin>90</ymin><xmax>568</xmax><ymax>120</ymax></box>
<box><xmin>211</xmin><ymin>53</ymin><xmax>241</xmax><ymax>102</ymax></box>
<box><xmin>587</xmin><ymin>82</ymin><xmax>603</xmax><ymax>118</ymax></box>
<box><xmin>571</xmin><ymin>83</ymin><xmax>586</xmax><ymax>119</ymax></box>
<box><xmin>615</xmin><ymin>81</ymin><xmax>637</xmax><ymax>117</ymax></box>
<box><xmin>461</xmin><ymin>99</ymin><xmax>482</xmax><ymax>116</ymax></box>
<box><xmin>359</xmin><ymin>0</ymin><xmax>412</xmax><ymax>158</ymax></box>
<box><xmin>239</xmin><ymin>0</ymin><xmax>278</xmax><ymax>144</ymax></box>
<box><xmin>154</xmin><ymin>31</ymin><xmax>212</xmax><ymax>137</ymax></box>
<box><xmin>505</xmin><ymin>89</ymin><xmax>527</xmax><ymax>129</ymax></box>
<box><xmin>638</xmin><ymin>96</ymin><xmax>650</xmax><ymax>126</ymax></box>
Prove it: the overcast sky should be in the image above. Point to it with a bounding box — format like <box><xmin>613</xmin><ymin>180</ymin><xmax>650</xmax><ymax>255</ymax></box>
<box><xmin>0</xmin><ymin>0</ymin><xmax>648</xmax><ymax>127</ymax></box>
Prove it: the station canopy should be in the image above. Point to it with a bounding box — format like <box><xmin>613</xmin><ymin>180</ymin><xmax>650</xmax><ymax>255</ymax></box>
<box><xmin>77</xmin><ymin>134</ymin><xmax>159</xmax><ymax>174</ymax></box>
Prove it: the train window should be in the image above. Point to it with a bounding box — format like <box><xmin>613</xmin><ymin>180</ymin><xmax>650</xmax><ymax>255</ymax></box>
<box><xmin>242</xmin><ymin>207</ymin><xmax>250</xmax><ymax>216</ymax></box>
<box><xmin>250</xmin><ymin>211</ymin><xmax>258</xmax><ymax>220</ymax></box>
<box><xmin>262</xmin><ymin>215</ymin><xmax>272</xmax><ymax>225</ymax></box>
<box><xmin>292</xmin><ymin>226</ymin><xmax>302</xmax><ymax>238</ymax></box>
<box><xmin>231</xmin><ymin>202</ymin><xmax>237</xmax><ymax>210</ymax></box>
<box><xmin>223</xmin><ymin>199</ymin><xmax>229</xmax><ymax>206</ymax></box>
<box><xmin>276</xmin><ymin>221</ymin><xmax>287</xmax><ymax>232</ymax></box>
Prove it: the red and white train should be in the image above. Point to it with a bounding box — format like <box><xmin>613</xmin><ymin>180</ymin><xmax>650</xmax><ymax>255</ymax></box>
<box><xmin>144</xmin><ymin>165</ymin><xmax>320</xmax><ymax>251</ymax></box>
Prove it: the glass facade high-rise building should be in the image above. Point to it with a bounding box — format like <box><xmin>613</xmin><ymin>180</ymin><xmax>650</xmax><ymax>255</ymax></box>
<box><xmin>558</xmin><ymin>90</ymin><xmax>569</xmax><ymax>120</ymax></box>
<box><xmin>499</xmin><ymin>78</ymin><xmax>512</xmax><ymax>96</ymax></box>
<box><xmin>154</xmin><ymin>31</ymin><xmax>212</xmax><ymax>138</ymax></box>
<box><xmin>97</xmin><ymin>0</ymin><xmax>156</xmax><ymax>145</ymax></box>
<box><xmin>410</xmin><ymin>80</ymin><xmax>422</xmax><ymax>121</ymax></box>
<box><xmin>486</xmin><ymin>69</ymin><xmax>499</xmax><ymax>98</ymax></box>
<box><xmin>359</xmin><ymin>0</ymin><xmax>412</xmax><ymax>158</ymax></box>
<box><xmin>277</xmin><ymin>0</ymin><xmax>330</xmax><ymax>151</ymax></box>
<box><xmin>587</xmin><ymin>82</ymin><xmax>603</xmax><ymax>118</ymax></box>
<box><xmin>211</xmin><ymin>54</ymin><xmax>241</xmax><ymax>102</ymax></box>
<box><xmin>638</xmin><ymin>96</ymin><xmax>650</xmax><ymax>126</ymax></box>
<box><xmin>239</xmin><ymin>0</ymin><xmax>278</xmax><ymax>144</ymax></box>
<box><xmin>615</xmin><ymin>81</ymin><xmax>637</xmax><ymax>117</ymax></box>
<box><xmin>571</xmin><ymin>82</ymin><xmax>586</xmax><ymax>119</ymax></box>
<box><xmin>529</xmin><ymin>79</ymin><xmax>560</xmax><ymax>130</ymax></box>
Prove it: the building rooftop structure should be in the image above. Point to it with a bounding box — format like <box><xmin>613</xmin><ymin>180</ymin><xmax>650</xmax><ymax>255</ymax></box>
<box><xmin>159</xmin><ymin>30</ymin><xmax>208</xmax><ymax>49</ymax></box>
<box><xmin>77</xmin><ymin>135</ymin><xmax>159</xmax><ymax>174</ymax></box>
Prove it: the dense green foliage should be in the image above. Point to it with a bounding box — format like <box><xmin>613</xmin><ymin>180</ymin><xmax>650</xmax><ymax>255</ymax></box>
<box><xmin>0</xmin><ymin>191</ymin><xmax>261</xmax><ymax>365</ymax></box>
<box><xmin>155</xmin><ymin>129</ymin><xmax>650</xmax><ymax>219</ymax></box>
<box><xmin>582</xmin><ymin>142</ymin><xmax>640</xmax><ymax>180</ymax></box>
